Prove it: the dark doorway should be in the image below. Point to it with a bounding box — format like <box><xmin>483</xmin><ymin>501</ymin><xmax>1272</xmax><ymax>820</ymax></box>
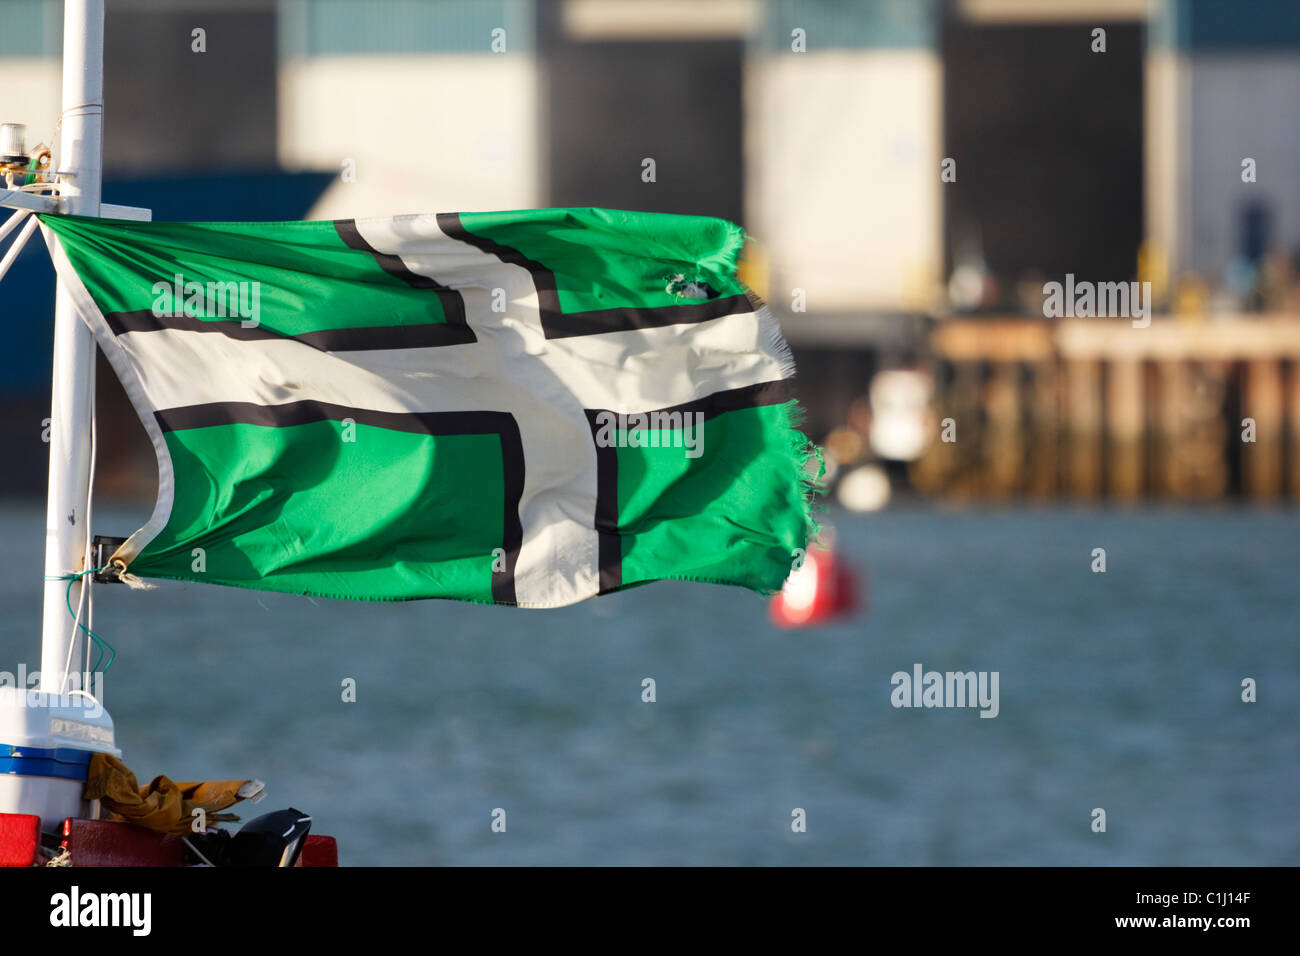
<box><xmin>545</xmin><ymin>39</ymin><xmax>744</xmax><ymax>225</ymax></box>
<box><xmin>104</xmin><ymin>3</ymin><xmax>277</xmax><ymax>174</ymax></box>
<box><xmin>943</xmin><ymin>21</ymin><xmax>1144</xmax><ymax>292</ymax></box>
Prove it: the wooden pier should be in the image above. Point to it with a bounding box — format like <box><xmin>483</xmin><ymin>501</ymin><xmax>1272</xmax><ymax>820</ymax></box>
<box><xmin>911</xmin><ymin>317</ymin><xmax>1300</xmax><ymax>501</ymax></box>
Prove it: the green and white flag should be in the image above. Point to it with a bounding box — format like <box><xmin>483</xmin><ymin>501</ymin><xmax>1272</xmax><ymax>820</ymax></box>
<box><xmin>39</xmin><ymin>208</ymin><xmax>817</xmax><ymax>607</ymax></box>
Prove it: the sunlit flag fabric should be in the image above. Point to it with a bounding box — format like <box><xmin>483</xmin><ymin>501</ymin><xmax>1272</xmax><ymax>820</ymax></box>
<box><xmin>38</xmin><ymin>209</ymin><xmax>818</xmax><ymax>607</ymax></box>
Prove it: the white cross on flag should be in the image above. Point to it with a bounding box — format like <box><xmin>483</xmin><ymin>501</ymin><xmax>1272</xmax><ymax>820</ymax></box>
<box><xmin>39</xmin><ymin>207</ymin><xmax>818</xmax><ymax>607</ymax></box>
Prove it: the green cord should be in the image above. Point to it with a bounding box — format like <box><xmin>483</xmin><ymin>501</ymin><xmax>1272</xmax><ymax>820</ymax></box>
<box><xmin>43</xmin><ymin>566</ymin><xmax>116</xmax><ymax>675</ymax></box>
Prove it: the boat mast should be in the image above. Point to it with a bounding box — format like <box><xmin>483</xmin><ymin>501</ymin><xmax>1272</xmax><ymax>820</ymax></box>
<box><xmin>39</xmin><ymin>0</ymin><xmax>103</xmax><ymax>695</ymax></box>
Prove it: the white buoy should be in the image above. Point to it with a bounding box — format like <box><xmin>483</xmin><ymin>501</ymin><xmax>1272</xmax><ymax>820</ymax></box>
<box><xmin>837</xmin><ymin>464</ymin><xmax>891</xmax><ymax>513</ymax></box>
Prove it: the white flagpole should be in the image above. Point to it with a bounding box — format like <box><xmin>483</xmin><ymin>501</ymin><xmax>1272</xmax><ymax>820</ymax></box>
<box><xmin>39</xmin><ymin>0</ymin><xmax>103</xmax><ymax>695</ymax></box>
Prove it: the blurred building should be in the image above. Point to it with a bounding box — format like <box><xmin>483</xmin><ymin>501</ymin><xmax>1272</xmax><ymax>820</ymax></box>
<box><xmin>5</xmin><ymin>0</ymin><xmax>1299</xmax><ymax>305</ymax></box>
<box><xmin>3</xmin><ymin>0</ymin><xmax>1299</xmax><ymax>497</ymax></box>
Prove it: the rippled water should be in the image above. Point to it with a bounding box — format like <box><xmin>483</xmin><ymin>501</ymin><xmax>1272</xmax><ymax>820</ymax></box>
<box><xmin>1</xmin><ymin>503</ymin><xmax>1296</xmax><ymax>865</ymax></box>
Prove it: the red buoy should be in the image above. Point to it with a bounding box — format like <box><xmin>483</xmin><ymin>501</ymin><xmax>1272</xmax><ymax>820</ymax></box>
<box><xmin>770</xmin><ymin>546</ymin><xmax>861</xmax><ymax>627</ymax></box>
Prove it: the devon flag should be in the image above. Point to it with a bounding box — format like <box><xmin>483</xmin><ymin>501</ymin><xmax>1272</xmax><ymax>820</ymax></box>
<box><xmin>38</xmin><ymin>209</ymin><xmax>817</xmax><ymax>607</ymax></box>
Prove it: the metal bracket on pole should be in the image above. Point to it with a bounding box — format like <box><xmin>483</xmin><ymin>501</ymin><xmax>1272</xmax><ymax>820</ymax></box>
<box><xmin>0</xmin><ymin>188</ymin><xmax>151</xmax><ymax>220</ymax></box>
<box><xmin>0</xmin><ymin>188</ymin><xmax>62</xmax><ymax>214</ymax></box>
<box><xmin>100</xmin><ymin>203</ymin><xmax>152</xmax><ymax>221</ymax></box>
<box><xmin>0</xmin><ymin>189</ymin><xmax>151</xmax><ymax>287</ymax></box>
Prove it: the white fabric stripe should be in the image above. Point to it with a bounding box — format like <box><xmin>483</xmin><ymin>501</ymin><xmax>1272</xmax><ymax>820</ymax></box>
<box><xmin>352</xmin><ymin>214</ymin><xmax>598</xmax><ymax>606</ymax></box>
<box><xmin>107</xmin><ymin>310</ymin><xmax>782</xmax><ymax>414</ymax></box>
<box><xmin>39</xmin><ymin>224</ymin><xmax>176</xmax><ymax>567</ymax></box>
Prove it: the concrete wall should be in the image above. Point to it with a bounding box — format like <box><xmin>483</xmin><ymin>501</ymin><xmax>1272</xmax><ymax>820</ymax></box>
<box><xmin>1186</xmin><ymin>55</ymin><xmax>1300</xmax><ymax>275</ymax></box>
<box><xmin>746</xmin><ymin>47</ymin><xmax>942</xmax><ymax>313</ymax></box>
<box><xmin>274</xmin><ymin>0</ymin><xmax>540</xmax><ymax>217</ymax></box>
<box><xmin>277</xmin><ymin>54</ymin><xmax>541</xmax><ymax>217</ymax></box>
<box><xmin>1148</xmin><ymin>0</ymin><xmax>1300</xmax><ymax>283</ymax></box>
<box><xmin>0</xmin><ymin>58</ymin><xmax>61</xmax><ymax>151</ymax></box>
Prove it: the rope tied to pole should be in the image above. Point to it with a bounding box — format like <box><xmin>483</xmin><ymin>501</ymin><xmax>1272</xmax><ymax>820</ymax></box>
<box><xmin>44</xmin><ymin>566</ymin><xmax>116</xmax><ymax>674</ymax></box>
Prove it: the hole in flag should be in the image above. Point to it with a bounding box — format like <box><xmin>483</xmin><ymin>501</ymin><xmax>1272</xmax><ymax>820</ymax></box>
<box><xmin>664</xmin><ymin>273</ymin><xmax>717</xmax><ymax>300</ymax></box>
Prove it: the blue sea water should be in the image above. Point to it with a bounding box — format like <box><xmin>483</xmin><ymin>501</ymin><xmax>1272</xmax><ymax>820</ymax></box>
<box><xmin>1</xmin><ymin>503</ymin><xmax>1296</xmax><ymax>865</ymax></box>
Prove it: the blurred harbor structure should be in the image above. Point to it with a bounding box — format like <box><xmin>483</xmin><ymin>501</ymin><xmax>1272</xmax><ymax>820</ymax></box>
<box><xmin>913</xmin><ymin>318</ymin><xmax>1300</xmax><ymax>501</ymax></box>
<box><xmin>2</xmin><ymin>0</ymin><xmax>1299</xmax><ymax>500</ymax></box>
